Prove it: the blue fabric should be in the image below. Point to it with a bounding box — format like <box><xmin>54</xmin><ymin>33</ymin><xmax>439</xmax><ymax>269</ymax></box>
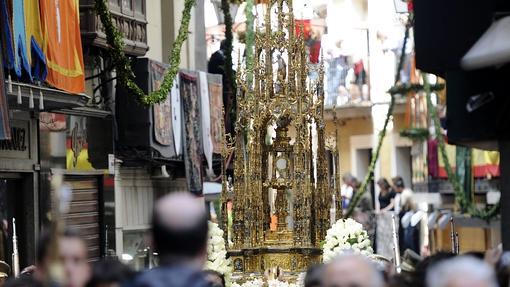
<box><xmin>30</xmin><ymin>36</ymin><xmax>47</xmax><ymax>81</ymax></box>
<box><xmin>129</xmin><ymin>265</ymin><xmax>209</xmax><ymax>287</ymax></box>
<box><xmin>0</xmin><ymin>0</ymin><xmax>15</xmax><ymax>71</ymax></box>
<box><xmin>12</xmin><ymin>0</ymin><xmax>32</xmax><ymax>79</ymax></box>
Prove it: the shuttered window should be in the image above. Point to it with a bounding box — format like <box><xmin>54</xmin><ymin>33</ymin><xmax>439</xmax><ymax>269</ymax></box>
<box><xmin>64</xmin><ymin>176</ymin><xmax>102</xmax><ymax>260</ymax></box>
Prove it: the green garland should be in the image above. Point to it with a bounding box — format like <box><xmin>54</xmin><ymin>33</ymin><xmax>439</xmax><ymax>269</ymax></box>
<box><xmin>221</xmin><ymin>0</ymin><xmax>235</xmax><ymax>92</ymax></box>
<box><xmin>399</xmin><ymin>127</ymin><xmax>429</xmax><ymax>141</ymax></box>
<box><xmin>389</xmin><ymin>83</ymin><xmax>445</xmax><ymax>96</ymax></box>
<box><xmin>94</xmin><ymin>0</ymin><xmax>195</xmax><ymax>106</ymax></box>
<box><xmin>245</xmin><ymin>0</ymin><xmax>255</xmax><ymax>88</ymax></box>
<box><xmin>345</xmin><ymin>24</ymin><xmax>411</xmax><ymax>218</ymax></box>
<box><xmin>423</xmin><ymin>75</ymin><xmax>500</xmax><ymax>221</ymax></box>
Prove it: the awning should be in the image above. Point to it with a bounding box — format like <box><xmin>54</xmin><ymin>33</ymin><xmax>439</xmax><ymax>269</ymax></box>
<box><xmin>5</xmin><ymin>80</ymin><xmax>89</xmax><ymax>112</ymax></box>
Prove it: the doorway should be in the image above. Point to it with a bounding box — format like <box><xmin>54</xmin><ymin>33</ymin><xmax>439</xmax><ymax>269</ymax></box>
<box><xmin>353</xmin><ymin>148</ymin><xmax>374</xmax><ymax>209</ymax></box>
<box><xmin>0</xmin><ymin>173</ymin><xmax>36</xmax><ymax>269</ymax></box>
<box><xmin>395</xmin><ymin>146</ymin><xmax>412</xmax><ymax>188</ymax></box>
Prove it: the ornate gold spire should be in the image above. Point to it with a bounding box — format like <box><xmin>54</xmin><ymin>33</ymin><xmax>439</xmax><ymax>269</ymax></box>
<box><xmin>226</xmin><ymin>0</ymin><xmax>332</xmax><ymax>275</ymax></box>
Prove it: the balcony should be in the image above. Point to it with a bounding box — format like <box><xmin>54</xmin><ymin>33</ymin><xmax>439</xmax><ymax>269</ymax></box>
<box><xmin>80</xmin><ymin>0</ymin><xmax>148</xmax><ymax>56</ymax></box>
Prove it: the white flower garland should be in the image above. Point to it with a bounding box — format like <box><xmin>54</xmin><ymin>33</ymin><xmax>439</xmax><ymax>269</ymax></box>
<box><xmin>205</xmin><ymin>221</ymin><xmax>233</xmax><ymax>286</ymax></box>
<box><xmin>233</xmin><ymin>279</ymin><xmax>299</xmax><ymax>287</ymax></box>
<box><xmin>322</xmin><ymin>218</ymin><xmax>374</xmax><ymax>262</ymax></box>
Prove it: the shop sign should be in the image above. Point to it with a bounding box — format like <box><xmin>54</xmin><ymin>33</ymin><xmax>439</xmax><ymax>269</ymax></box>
<box><xmin>0</xmin><ymin>120</ymin><xmax>30</xmax><ymax>159</ymax></box>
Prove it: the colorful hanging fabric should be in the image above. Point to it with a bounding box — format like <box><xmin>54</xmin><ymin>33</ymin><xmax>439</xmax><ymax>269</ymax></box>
<box><xmin>427</xmin><ymin>139</ymin><xmax>439</xmax><ymax>178</ymax></box>
<box><xmin>40</xmin><ymin>0</ymin><xmax>85</xmax><ymax>93</ymax></box>
<box><xmin>25</xmin><ymin>0</ymin><xmax>47</xmax><ymax>81</ymax></box>
<box><xmin>171</xmin><ymin>78</ymin><xmax>182</xmax><ymax>156</ymax></box>
<box><xmin>151</xmin><ymin>61</ymin><xmax>176</xmax><ymax>157</ymax></box>
<box><xmin>180</xmin><ymin>71</ymin><xmax>203</xmax><ymax>196</ymax></box>
<box><xmin>472</xmin><ymin>149</ymin><xmax>500</xmax><ymax>177</ymax></box>
<box><xmin>0</xmin><ymin>50</ymin><xmax>11</xmax><ymax>140</ymax></box>
<box><xmin>438</xmin><ymin>145</ymin><xmax>500</xmax><ymax>178</ymax></box>
<box><xmin>207</xmin><ymin>73</ymin><xmax>223</xmax><ymax>154</ymax></box>
<box><xmin>199</xmin><ymin>71</ymin><xmax>213</xmax><ymax>175</ymax></box>
<box><xmin>12</xmin><ymin>0</ymin><xmax>32</xmax><ymax>79</ymax></box>
<box><xmin>0</xmin><ymin>0</ymin><xmax>15</xmax><ymax>72</ymax></box>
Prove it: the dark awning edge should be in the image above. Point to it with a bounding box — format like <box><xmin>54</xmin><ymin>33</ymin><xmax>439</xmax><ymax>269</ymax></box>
<box><xmin>5</xmin><ymin>80</ymin><xmax>90</xmax><ymax>112</ymax></box>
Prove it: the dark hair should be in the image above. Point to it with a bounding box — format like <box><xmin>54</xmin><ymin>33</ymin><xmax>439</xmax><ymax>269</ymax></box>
<box><xmin>304</xmin><ymin>264</ymin><xmax>324</xmax><ymax>287</ymax></box>
<box><xmin>220</xmin><ymin>40</ymin><xmax>227</xmax><ymax>51</ymax></box>
<box><xmin>86</xmin><ymin>259</ymin><xmax>135</xmax><ymax>287</ymax></box>
<box><xmin>36</xmin><ymin>230</ymin><xmax>51</xmax><ymax>265</ymax></box>
<box><xmin>152</xmin><ymin>211</ymin><xmax>208</xmax><ymax>260</ymax></box>
<box><xmin>393</xmin><ymin>176</ymin><xmax>405</xmax><ymax>188</ymax></box>
<box><xmin>203</xmin><ymin>270</ymin><xmax>225</xmax><ymax>287</ymax></box>
<box><xmin>377</xmin><ymin>178</ymin><xmax>391</xmax><ymax>190</ymax></box>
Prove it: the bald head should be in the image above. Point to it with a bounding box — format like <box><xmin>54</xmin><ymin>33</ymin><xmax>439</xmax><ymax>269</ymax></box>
<box><xmin>152</xmin><ymin>192</ymin><xmax>208</xmax><ymax>262</ymax></box>
<box><xmin>323</xmin><ymin>254</ymin><xmax>384</xmax><ymax>287</ymax></box>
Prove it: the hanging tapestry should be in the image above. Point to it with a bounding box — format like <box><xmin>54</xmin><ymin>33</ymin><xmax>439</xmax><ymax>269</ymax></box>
<box><xmin>40</xmin><ymin>0</ymin><xmax>85</xmax><ymax>93</ymax></box>
<box><xmin>25</xmin><ymin>0</ymin><xmax>47</xmax><ymax>81</ymax></box>
<box><xmin>180</xmin><ymin>71</ymin><xmax>203</xmax><ymax>196</ymax></box>
<box><xmin>0</xmin><ymin>49</ymin><xmax>11</xmax><ymax>140</ymax></box>
<box><xmin>171</xmin><ymin>78</ymin><xmax>182</xmax><ymax>156</ymax></box>
<box><xmin>151</xmin><ymin>61</ymin><xmax>176</xmax><ymax>157</ymax></box>
<box><xmin>0</xmin><ymin>0</ymin><xmax>15</xmax><ymax>73</ymax></box>
<box><xmin>12</xmin><ymin>0</ymin><xmax>32</xmax><ymax>79</ymax></box>
<box><xmin>472</xmin><ymin>149</ymin><xmax>500</xmax><ymax>177</ymax></box>
<box><xmin>199</xmin><ymin>71</ymin><xmax>213</xmax><ymax>175</ymax></box>
<box><xmin>439</xmin><ymin>145</ymin><xmax>500</xmax><ymax>178</ymax></box>
<box><xmin>208</xmin><ymin>73</ymin><xmax>223</xmax><ymax>154</ymax></box>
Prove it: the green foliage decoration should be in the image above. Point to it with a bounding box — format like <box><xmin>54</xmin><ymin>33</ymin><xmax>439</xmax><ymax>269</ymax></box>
<box><xmin>94</xmin><ymin>0</ymin><xmax>195</xmax><ymax>106</ymax></box>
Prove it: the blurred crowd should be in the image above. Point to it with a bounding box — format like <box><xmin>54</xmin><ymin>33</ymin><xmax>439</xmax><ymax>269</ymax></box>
<box><xmin>0</xmin><ymin>192</ymin><xmax>508</xmax><ymax>287</ymax></box>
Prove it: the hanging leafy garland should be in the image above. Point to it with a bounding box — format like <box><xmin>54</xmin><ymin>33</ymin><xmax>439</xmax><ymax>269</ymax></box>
<box><xmin>388</xmin><ymin>83</ymin><xmax>444</xmax><ymax>97</ymax></box>
<box><xmin>221</xmin><ymin>0</ymin><xmax>236</xmax><ymax>93</ymax></box>
<box><xmin>245</xmin><ymin>0</ymin><xmax>255</xmax><ymax>88</ymax></box>
<box><xmin>399</xmin><ymin>127</ymin><xmax>429</xmax><ymax>142</ymax></box>
<box><xmin>423</xmin><ymin>75</ymin><xmax>500</xmax><ymax>221</ymax></box>
<box><xmin>345</xmin><ymin>24</ymin><xmax>411</xmax><ymax>218</ymax></box>
<box><xmin>94</xmin><ymin>0</ymin><xmax>195</xmax><ymax>106</ymax></box>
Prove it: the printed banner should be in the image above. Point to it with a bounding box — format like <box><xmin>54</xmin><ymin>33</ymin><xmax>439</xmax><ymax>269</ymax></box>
<box><xmin>171</xmin><ymin>78</ymin><xmax>182</xmax><ymax>156</ymax></box>
<box><xmin>180</xmin><ymin>71</ymin><xmax>203</xmax><ymax>196</ymax></box>
<box><xmin>208</xmin><ymin>74</ymin><xmax>223</xmax><ymax>154</ymax></box>
<box><xmin>40</xmin><ymin>0</ymin><xmax>85</xmax><ymax>93</ymax></box>
<box><xmin>199</xmin><ymin>71</ymin><xmax>213</xmax><ymax>174</ymax></box>
<box><xmin>151</xmin><ymin>61</ymin><xmax>175</xmax><ymax>159</ymax></box>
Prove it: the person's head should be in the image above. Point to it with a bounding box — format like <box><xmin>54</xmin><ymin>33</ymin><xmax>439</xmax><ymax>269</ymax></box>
<box><xmin>412</xmin><ymin>252</ymin><xmax>455</xmax><ymax>287</ymax></box>
<box><xmin>323</xmin><ymin>254</ymin><xmax>384</xmax><ymax>287</ymax></box>
<box><xmin>377</xmin><ymin>178</ymin><xmax>391</xmax><ymax>192</ymax></box>
<box><xmin>86</xmin><ymin>259</ymin><xmax>135</xmax><ymax>287</ymax></box>
<box><xmin>304</xmin><ymin>264</ymin><xmax>324</xmax><ymax>287</ymax></box>
<box><xmin>203</xmin><ymin>270</ymin><xmax>225</xmax><ymax>287</ymax></box>
<box><xmin>152</xmin><ymin>192</ymin><xmax>208</xmax><ymax>266</ymax></box>
<box><xmin>426</xmin><ymin>256</ymin><xmax>497</xmax><ymax>287</ymax></box>
<box><xmin>392</xmin><ymin>176</ymin><xmax>405</xmax><ymax>193</ymax></box>
<box><xmin>342</xmin><ymin>173</ymin><xmax>353</xmax><ymax>185</ymax></box>
<box><xmin>59</xmin><ymin>228</ymin><xmax>91</xmax><ymax>287</ymax></box>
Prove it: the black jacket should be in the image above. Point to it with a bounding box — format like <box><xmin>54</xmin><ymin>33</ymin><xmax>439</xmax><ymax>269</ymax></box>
<box><xmin>129</xmin><ymin>265</ymin><xmax>209</xmax><ymax>287</ymax></box>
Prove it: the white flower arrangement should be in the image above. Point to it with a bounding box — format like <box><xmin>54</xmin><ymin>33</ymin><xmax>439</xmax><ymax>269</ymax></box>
<box><xmin>232</xmin><ymin>279</ymin><xmax>298</xmax><ymax>287</ymax></box>
<box><xmin>322</xmin><ymin>218</ymin><xmax>374</xmax><ymax>262</ymax></box>
<box><xmin>205</xmin><ymin>221</ymin><xmax>233</xmax><ymax>286</ymax></box>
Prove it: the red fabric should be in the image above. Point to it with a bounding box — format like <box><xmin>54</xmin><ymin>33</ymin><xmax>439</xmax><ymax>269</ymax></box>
<box><xmin>408</xmin><ymin>1</ymin><xmax>414</xmax><ymax>12</ymax></box>
<box><xmin>438</xmin><ymin>165</ymin><xmax>499</xmax><ymax>178</ymax></box>
<box><xmin>354</xmin><ymin>60</ymin><xmax>364</xmax><ymax>75</ymax></box>
<box><xmin>295</xmin><ymin>19</ymin><xmax>312</xmax><ymax>38</ymax></box>
<box><xmin>310</xmin><ymin>41</ymin><xmax>321</xmax><ymax>64</ymax></box>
